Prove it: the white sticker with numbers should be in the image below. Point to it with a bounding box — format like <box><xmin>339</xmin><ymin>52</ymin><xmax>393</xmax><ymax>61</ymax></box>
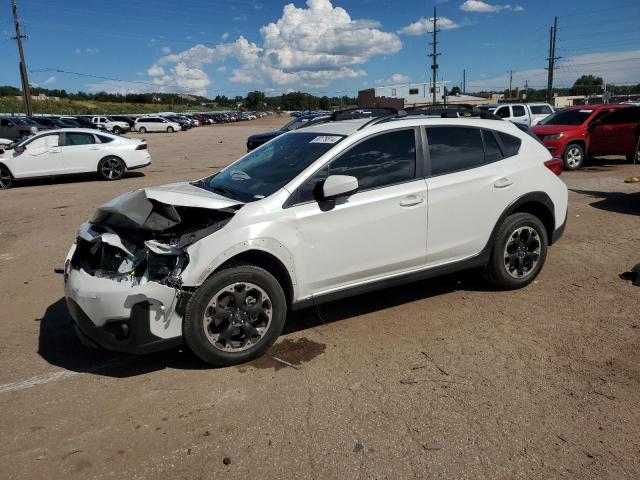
<box><xmin>310</xmin><ymin>135</ymin><xmax>342</xmax><ymax>144</ymax></box>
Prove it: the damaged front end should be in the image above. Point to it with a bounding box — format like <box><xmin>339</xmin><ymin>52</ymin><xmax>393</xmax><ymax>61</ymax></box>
<box><xmin>64</xmin><ymin>183</ymin><xmax>242</xmax><ymax>354</ymax></box>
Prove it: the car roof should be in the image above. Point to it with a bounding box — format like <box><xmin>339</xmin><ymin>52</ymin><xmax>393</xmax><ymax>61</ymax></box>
<box><xmin>562</xmin><ymin>104</ymin><xmax>628</xmax><ymax>111</ymax></box>
<box><xmin>34</xmin><ymin>128</ymin><xmax>116</xmax><ymax>135</ymax></box>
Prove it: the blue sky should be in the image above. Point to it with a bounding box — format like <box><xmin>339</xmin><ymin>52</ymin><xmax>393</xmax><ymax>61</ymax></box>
<box><xmin>1</xmin><ymin>0</ymin><xmax>639</xmax><ymax>97</ymax></box>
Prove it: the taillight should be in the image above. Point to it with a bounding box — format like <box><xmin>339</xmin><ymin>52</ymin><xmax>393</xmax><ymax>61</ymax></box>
<box><xmin>136</xmin><ymin>143</ymin><xmax>147</xmax><ymax>150</ymax></box>
<box><xmin>544</xmin><ymin>158</ymin><xmax>563</xmax><ymax>176</ymax></box>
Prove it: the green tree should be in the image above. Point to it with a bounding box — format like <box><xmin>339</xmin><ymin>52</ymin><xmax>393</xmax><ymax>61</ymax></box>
<box><xmin>245</xmin><ymin>90</ymin><xmax>266</xmax><ymax>110</ymax></box>
<box><xmin>450</xmin><ymin>86</ymin><xmax>461</xmax><ymax>95</ymax></box>
<box><xmin>571</xmin><ymin>75</ymin><xmax>604</xmax><ymax>95</ymax></box>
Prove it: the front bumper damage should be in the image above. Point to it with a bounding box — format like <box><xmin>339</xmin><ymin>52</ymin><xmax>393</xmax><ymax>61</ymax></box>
<box><xmin>64</xmin><ymin>183</ymin><xmax>241</xmax><ymax>354</ymax></box>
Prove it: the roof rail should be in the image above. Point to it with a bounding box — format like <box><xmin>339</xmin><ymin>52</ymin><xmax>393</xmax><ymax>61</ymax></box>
<box><xmin>357</xmin><ymin>109</ymin><xmax>408</xmax><ymax>130</ymax></box>
<box><xmin>329</xmin><ymin>107</ymin><xmax>398</xmax><ymax>121</ymax></box>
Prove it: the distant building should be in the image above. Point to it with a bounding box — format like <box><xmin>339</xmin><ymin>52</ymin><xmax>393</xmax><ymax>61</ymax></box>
<box><xmin>15</xmin><ymin>93</ymin><xmax>60</xmax><ymax>102</ymax></box>
<box><xmin>358</xmin><ymin>82</ymin><xmax>490</xmax><ymax>108</ymax></box>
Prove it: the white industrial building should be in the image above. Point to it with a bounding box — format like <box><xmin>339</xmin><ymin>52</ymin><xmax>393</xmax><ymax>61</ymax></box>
<box><xmin>358</xmin><ymin>81</ymin><xmax>490</xmax><ymax>108</ymax></box>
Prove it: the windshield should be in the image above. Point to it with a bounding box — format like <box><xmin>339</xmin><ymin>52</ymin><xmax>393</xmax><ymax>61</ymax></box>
<box><xmin>541</xmin><ymin>109</ymin><xmax>594</xmax><ymax>126</ymax></box>
<box><xmin>280</xmin><ymin>117</ymin><xmax>309</xmax><ymax>132</ymax></box>
<box><xmin>194</xmin><ymin>132</ymin><xmax>345</xmax><ymax>202</ymax></box>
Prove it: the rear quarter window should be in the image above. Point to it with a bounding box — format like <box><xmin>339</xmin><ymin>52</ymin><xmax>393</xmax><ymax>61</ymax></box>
<box><xmin>497</xmin><ymin>132</ymin><xmax>522</xmax><ymax>157</ymax></box>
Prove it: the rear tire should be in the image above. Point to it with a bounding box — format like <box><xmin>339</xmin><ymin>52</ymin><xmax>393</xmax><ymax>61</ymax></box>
<box><xmin>563</xmin><ymin>143</ymin><xmax>585</xmax><ymax>170</ymax></box>
<box><xmin>98</xmin><ymin>156</ymin><xmax>126</xmax><ymax>181</ymax></box>
<box><xmin>485</xmin><ymin>213</ymin><xmax>548</xmax><ymax>290</ymax></box>
<box><xmin>138</xmin><ymin>126</ymin><xmax>147</xmax><ymax>134</ymax></box>
<box><xmin>184</xmin><ymin>265</ymin><xmax>287</xmax><ymax>367</ymax></box>
<box><xmin>0</xmin><ymin>164</ymin><xmax>14</xmax><ymax>190</ymax></box>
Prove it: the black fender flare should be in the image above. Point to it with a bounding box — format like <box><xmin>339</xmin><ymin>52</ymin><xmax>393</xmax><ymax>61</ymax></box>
<box><xmin>481</xmin><ymin>191</ymin><xmax>556</xmax><ymax>257</ymax></box>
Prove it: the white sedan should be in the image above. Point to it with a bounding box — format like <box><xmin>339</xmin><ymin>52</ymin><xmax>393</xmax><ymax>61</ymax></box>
<box><xmin>0</xmin><ymin>129</ymin><xmax>151</xmax><ymax>189</ymax></box>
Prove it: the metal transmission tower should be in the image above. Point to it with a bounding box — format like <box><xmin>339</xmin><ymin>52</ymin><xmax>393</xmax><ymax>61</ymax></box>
<box><xmin>11</xmin><ymin>0</ymin><xmax>33</xmax><ymax>117</ymax></box>
<box><xmin>428</xmin><ymin>7</ymin><xmax>440</xmax><ymax>105</ymax></box>
<box><xmin>546</xmin><ymin>16</ymin><xmax>560</xmax><ymax>105</ymax></box>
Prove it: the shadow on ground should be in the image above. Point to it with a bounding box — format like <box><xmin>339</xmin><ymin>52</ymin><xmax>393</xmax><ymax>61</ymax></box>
<box><xmin>38</xmin><ymin>271</ymin><xmax>492</xmax><ymax>378</ymax></box>
<box><xmin>571</xmin><ymin>189</ymin><xmax>640</xmax><ymax>216</ymax></box>
<box><xmin>13</xmin><ymin>171</ymin><xmax>145</xmax><ymax>189</ymax></box>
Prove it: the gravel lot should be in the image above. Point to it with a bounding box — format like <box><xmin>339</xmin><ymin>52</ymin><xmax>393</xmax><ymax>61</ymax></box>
<box><xmin>1</xmin><ymin>115</ymin><xmax>639</xmax><ymax>479</ymax></box>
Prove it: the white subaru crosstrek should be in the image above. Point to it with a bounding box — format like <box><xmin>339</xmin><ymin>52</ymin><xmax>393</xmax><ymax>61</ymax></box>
<box><xmin>63</xmin><ymin>113</ymin><xmax>567</xmax><ymax>366</ymax></box>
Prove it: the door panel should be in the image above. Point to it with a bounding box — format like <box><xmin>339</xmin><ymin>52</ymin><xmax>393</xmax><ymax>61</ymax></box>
<box><xmin>589</xmin><ymin>108</ymin><xmax>640</xmax><ymax>156</ymax></box>
<box><xmin>10</xmin><ymin>134</ymin><xmax>63</xmax><ymax>177</ymax></box>
<box><xmin>511</xmin><ymin>105</ymin><xmax>529</xmax><ymax>125</ymax></box>
<box><xmin>291</xmin><ymin>180</ymin><xmax>428</xmax><ymax>295</ymax></box>
<box><xmin>60</xmin><ymin>132</ymin><xmax>103</xmax><ymax>173</ymax></box>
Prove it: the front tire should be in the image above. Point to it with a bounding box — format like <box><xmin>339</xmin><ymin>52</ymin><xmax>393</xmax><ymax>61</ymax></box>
<box><xmin>138</xmin><ymin>126</ymin><xmax>147</xmax><ymax>134</ymax></box>
<box><xmin>113</xmin><ymin>126</ymin><xmax>122</xmax><ymax>134</ymax></box>
<box><xmin>485</xmin><ymin>213</ymin><xmax>548</xmax><ymax>290</ymax></box>
<box><xmin>98</xmin><ymin>156</ymin><xmax>126</xmax><ymax>181</ymax></box>
<box><xmin>167</xmin><ymin>126</ymin><xmax>174</xmax><ymax>133</ymax></box>
<box><xmin>183</xmin><ymin>265</ymin><xmax>287</xmax><ymax>367</ymax></box>
<box><xmin>563</xmin><ymin>143</ymin><xmax>585</xmax><ymax>170</ymax></box>
<box><xmin>0</xmin><ymin>164</ymin><xmax>14</xmax><ymax>190</ymax></box>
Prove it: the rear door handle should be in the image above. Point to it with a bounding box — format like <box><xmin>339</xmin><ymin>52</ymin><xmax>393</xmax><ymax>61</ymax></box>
<box><xmin>494</xmin><ymin>177</ymin><xmax>513</xmax><ymax>188</ymax></box>
<box><xmin>399</xmin><ymin>195</ymin><xmax>424</xmax><ymax>207</ymax></box>
<box><xmin>49</xmin><ymin>149</ymin><xmax>60</xmax><ymax>154</ymax></box>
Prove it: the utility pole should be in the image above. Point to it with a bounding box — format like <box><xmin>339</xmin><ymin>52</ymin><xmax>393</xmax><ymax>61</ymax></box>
<box><xmin>508</xmin><ymin>70</ymin><xmax>513</xmax><ymax>99</ymax></box>
<box><xmin>524</xmin><ymin>79</ymin><xmax>529</xmax><ymax>101</ymax></box>
<box><xmin>11</xmin><ymin>0</ymin><xmax>32</xmax><ymax>117</ymax></box>
<box><xmin>546</xmin><ymin>16</ymin><xmax>560</xmax><ymax>105</ymax></box>
<box><xmin>428</xmin><ymin>7</ymin><xmax>440</xmax><ymax>105</ymax></box>
<box><xmin>462</xmin><ymin>69</ymin><xmax>466</xmax><ymax>94</ymax></box>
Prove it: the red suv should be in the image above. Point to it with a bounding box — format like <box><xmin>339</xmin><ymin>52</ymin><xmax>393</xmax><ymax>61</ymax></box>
<box><xmin>532</xmin><ymin>105</ymin><xmax>640</xmax><ymax>170</ymax></box>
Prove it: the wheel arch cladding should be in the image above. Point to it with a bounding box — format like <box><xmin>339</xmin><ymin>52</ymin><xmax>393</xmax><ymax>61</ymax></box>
<box><xmin>214</xmin><ymin>250</ymin><xmax>294</xmax><ymax>306</ymax></box>
<box><xmin>488</xmin><ymin>192</ymin><xmax>556</xmax><ymax>248</ymax></box>
<box><xmin>565</xmin><ymin>139</ymin><xmax>586</xmax><ymax>154</ymax></box>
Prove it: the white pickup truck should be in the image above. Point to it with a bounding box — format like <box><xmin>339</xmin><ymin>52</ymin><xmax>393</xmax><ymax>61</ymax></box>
<box><xmin>480</xmin><ymin>103</ymin><xmax>553</xmax><ymax>126</ymax></box>
<box><xmin>90</xmin><ymin>116</ymin><xmax>130</xmax><ymax>134</ymax></box>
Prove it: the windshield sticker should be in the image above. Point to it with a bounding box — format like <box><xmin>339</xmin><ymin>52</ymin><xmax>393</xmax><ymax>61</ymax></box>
<box><xmin>579</xmin><ymin>109</ymin><xmax>594</xmax><ymax>113</ymax></box>
<box><xmin>310</xmin><ymin>136</ymin><xmax>341</xmax><ymax>144</ymax></box>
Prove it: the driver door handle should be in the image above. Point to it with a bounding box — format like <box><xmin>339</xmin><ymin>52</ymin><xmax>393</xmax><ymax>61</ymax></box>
<box><xmin>494</xmin><ymin>177</ymin><xmax>513</xmax><ymax>188</ymax></box>
<box><xmin>399</xmin><ymin>195</ymin><xmax>424</xmax><ymax>207</ymax></box>
<box><xmin>49</xmin><ymin>149</ymin><xmax>61</xmax><ymax>154</ymax></box>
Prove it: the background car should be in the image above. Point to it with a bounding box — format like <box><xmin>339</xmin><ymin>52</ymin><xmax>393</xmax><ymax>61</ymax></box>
<box><xmin>531</xmin><ymin>104</ymin><xmax>630</xmax><ymax>169</ymax></box>
<box><xmin>0</xmin><ymin>129</ymin><xmax>150</xmax><ymax>189</ymax></box>
<box><xmin>89</xmin><ymin>116</ymin><xmax>130</xmax><ymax>134</ymax></box>
<box><xmin>31</xmin><ymin>116</ymin><xmax>79</xmax><ymax>130</ymax></box>
<box><xmin>0</xmin><ymin>117</ymin><xmax>39</xmax><ymax>140</ymax></box>
<box><xmin>246</xmin><ymin>112</ymin><xmax>329</xmax><ymax>150</ymax></box>
<box><xmin>110</xmin><ymin>115</ymin><xmax>136</xmax><ymax>129</ymax></box>
<box><xmin>59</xmin><ymin>116</ymin><xmax>107</xmax><ymax>131</ymax></box>
<box><xmin>134</xmin><ymin>116</ymin><xmax>181</xmax><ymax>133</ymax></box>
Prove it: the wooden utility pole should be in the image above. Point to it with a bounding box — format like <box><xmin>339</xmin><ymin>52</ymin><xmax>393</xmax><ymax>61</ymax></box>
<box><xmin>546</xmin><ymin>16</ymin><xmax>559</xmax><ymax>105</ymax></box>
<box><xmin>508</xmin><ymin>70</ymin><xmax>513</xmax><ymax>99</ymax></box>
<box><xmin>11</xmin><ymin>0</ymin><xmax>33</xmax><ymax>117</ymax></box>
<box><xmin>428</xmin><ymin>7</ymin><xmax>440</xmax><ymax>105</ymax></box>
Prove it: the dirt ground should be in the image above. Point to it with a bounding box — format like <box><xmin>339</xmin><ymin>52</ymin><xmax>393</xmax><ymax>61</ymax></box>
<box><xmin>0</xmin><ymin>115</ymin><xmax>639</xmax><ymax>479</ymax></box>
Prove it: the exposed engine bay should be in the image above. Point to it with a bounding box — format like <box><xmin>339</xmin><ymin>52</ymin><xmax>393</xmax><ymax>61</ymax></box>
<box><xmin>69</xmin><ymin>185</ymin><xmax>242</xmax><ymax>288</ymax></box>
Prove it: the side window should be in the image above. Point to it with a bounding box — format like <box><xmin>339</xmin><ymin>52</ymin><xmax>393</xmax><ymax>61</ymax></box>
<box><xmin>409</xmin><ymin>88</ymin><xmax>419</xmax><ymax>95</ymax></box>
<box><xmin>601</xmin><ymin>107</ymin><xmax>640</xmax><ymax>125</ymax></box>
<box><xmin>64</xmin><ymin>132</ymin><xmax>95</xmax><ymax>146</ymax></box>
<box><xmin>1</xmin><ymin>119</ymin><xmax>12</xmax><ymax>127</ymax></box>
<box><xmin>512</xmin><ymin>105</ymin><xmax>526</xmax><ymax>117</ymax></box>
<box><xmin>497</xmin><ymin>132</ymin><xmax>522</xmax><ymax>157</ymax></box>
<box><xmin>482</xmin><ymin>130</ymin><xmax>503</xmax><ymax>163</ymax></box>
<box><xmin>328</xmin><ymin>129</ymin><xmax>416</xmax><ymax>191</ymax></box>
<box><xmin>531</xmin><ymin>105</ymin><xmax>552</xmax><ymax>115</ymax></box>
<box><xmin>495</xmin><ymin>106</ymin><xmax>510</xmax><ymax>118</ymax></box>
<box><xmin>426</xmin><ymin>127</ymin><xmax>484</xmax><ymax>175</ymax></box>
<box><xmin>26</xmin><ymin>134</ymin><xmax>59</xmax><ymax>154</ymax></box>
<box><xmin>96</xmin><ymin>134</ymin><xmax>115</xmax><ymax>144</ymax></box>
<box><xmin>298</xmin><ymin>166</ymin><xmax>329</xmax><ymax>204</ymax></box>
<box><xmin>588</xmin><ymin>109</ymin><xmax>611</xmax><ymax>124</ymax></box>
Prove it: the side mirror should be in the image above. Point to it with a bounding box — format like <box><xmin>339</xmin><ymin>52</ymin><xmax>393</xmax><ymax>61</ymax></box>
<box><xmin>322</xmin><ymin>175</ymin><xmax>358</xmax><ymax>199</ymax></box>
<box><xmin>14</xmin><ymin>145</ymin><xmax>25</xmax><ymax>153</ymax></box>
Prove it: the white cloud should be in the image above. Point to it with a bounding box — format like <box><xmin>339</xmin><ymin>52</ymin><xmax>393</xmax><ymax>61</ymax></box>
<box><xmin>147</xmin><ymin>64</ymin><xmax>165</xmax><ymax>77</ymax></box>
<box><xmin>216</xmin><ymin>66</ymin><xmax>227</xmax><ymax>72</ymax></box>
<box><xmin>465</xmin><ymin>49</ymin><xmax>640</xmax><ymax>91</ymax></box>
<box><xmin>375</xmin><ymin>73</ymin><xmax>410</xmax><ymax>85</ymax></box>
<box><xmin>161</xmin><ymin>46</ymin><xmax>171</xmax><ymax>54</ymax></box>
<box><xmin>460</xmin><ymin>1</ymin><xmax>523</xmax><ymax>13</ymax></box>
<box><xmin>221</xmin><ymin>32</ymin><xmax>230</xmax><ymax>40</ymax></box>
<box><xmin>44</xmin><ymin>76</ymin><xmax>56</xmax><ymax>85</ymax></box>
<box><xmin>142</xmin><ymin>0</ymin><xmax>400</xmax><ymax>93</ymax></box>
<box><xmin>398</xmin><ymin>16</ymin><xmax>460</xmax><ymax>35</ymax></box>
<box><xmin>74</xmin><ymin>47</ymin><xmax>99</xmax><ymax>55</ymax></box>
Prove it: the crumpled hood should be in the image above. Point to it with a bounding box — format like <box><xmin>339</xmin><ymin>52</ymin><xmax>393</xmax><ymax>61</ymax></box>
<box><xmin>92</xmin><ymin>182</ymin><xmax>242</xmax><ymax>231</ymax></box>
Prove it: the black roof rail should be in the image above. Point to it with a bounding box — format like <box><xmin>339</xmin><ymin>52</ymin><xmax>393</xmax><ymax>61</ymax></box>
<box><xmin>357</xmin><ymin>109</ymin><xmax>408</xmax><ymax>130</ymax></box>
<box><xmin>329</xmin><ymin>107</ymin><xmax>398</xmax><ymax>121</ymax></box>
